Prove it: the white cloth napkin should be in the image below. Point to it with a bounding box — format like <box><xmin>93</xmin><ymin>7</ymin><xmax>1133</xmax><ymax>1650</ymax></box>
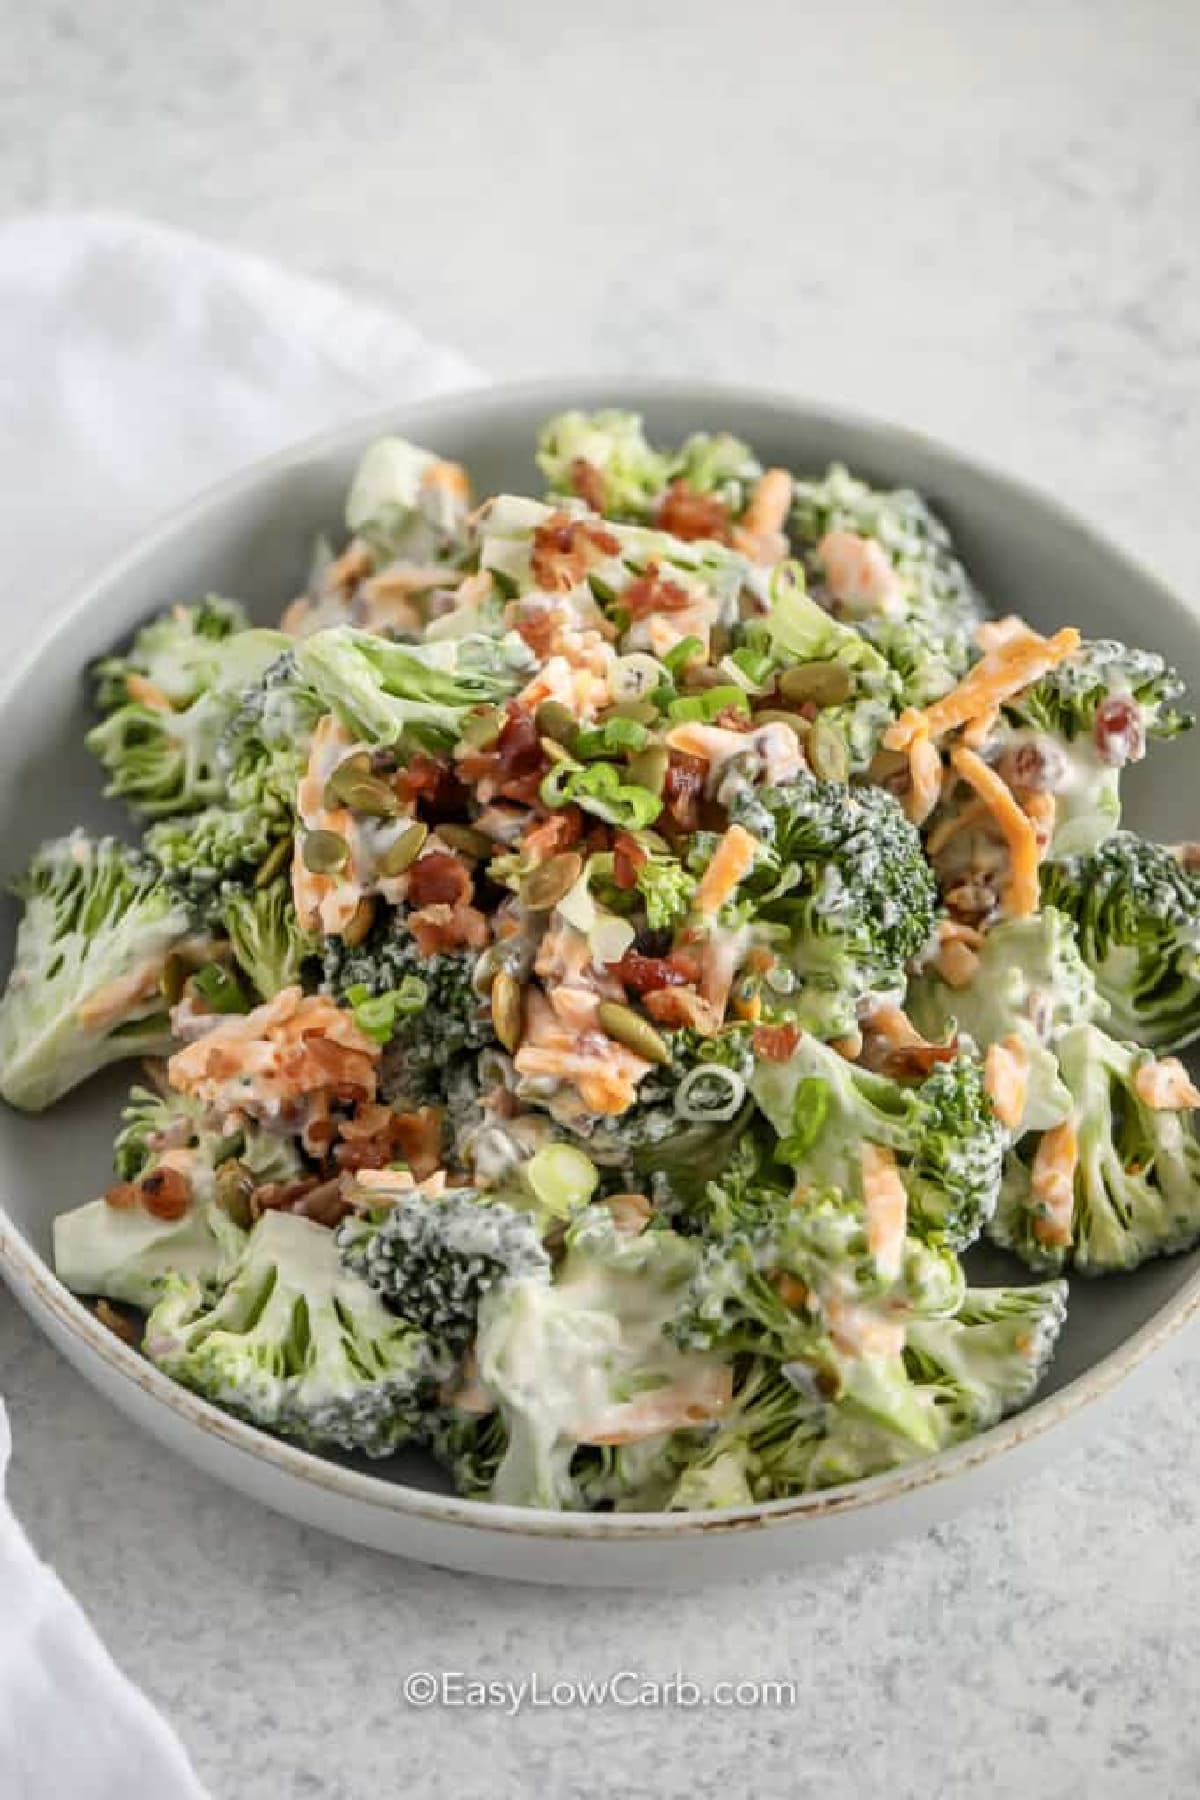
<box><xmin>0</xmin><ymin>210</ymin><xmax>480</xmax><ymax>1799</ymax></box>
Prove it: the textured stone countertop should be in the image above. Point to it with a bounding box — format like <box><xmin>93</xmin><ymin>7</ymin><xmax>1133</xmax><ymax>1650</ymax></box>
<box><xmin>3</xmin><ymin>2</ymin><xmax>1200</xmax><ymax>1795</ymax></box>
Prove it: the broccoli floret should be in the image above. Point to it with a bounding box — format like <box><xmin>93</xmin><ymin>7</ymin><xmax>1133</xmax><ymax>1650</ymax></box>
<box><xmin>293</xmin><ymin>626</ymin><xmax>529</xmax><ymax>751</ymax></box>
<box><xmin>992</xmin><ymin>1023</ymin><xmax>1200</xmax><ymax>1273</ymax></box>
<box><xmin>632</xmin><ymin>840</ymin><xmax>696</xmax><ymax>932</ymax></box>
<box><xmin>323</xmin><ymin>912</ymin><xmax>495</xmax><ymax>1088</ymax></box>
<box><xmin>1041</xmin><ymin>835</ymin><xmax>1200</xmax><ymax>1052</ymax></box>
<box><xmin>217</xmin><ymin>878</ymin><xmax>319</xmax><ymax>1001</ymax></box>
<box><xmin>87</xmin><ymin>602</ymin><xmax>288</xmax><ymax>819</ymax></box>
<box><xmin>789</xmin><ymin>463</ymin><xmax>982</xmax><ymax>693</ymax></box>
<box><xmin>336</xmin><ymin>1184</ymin><xmax>550</xmax><ymax>1353</ymax></box>
<box><xmin>671</xmin><ymin>1185</ymin><xmax>963</xmax><ymax>1364</ymax></box>
<box><xmin>112</xmin><ymin>1083</ymin><xmax>301</xmax><ymax>1191</ymax></box>
<box><xmin>537</xmin><ymin>410</ymin><xmax>672</xmax><ymax>519</ymax></box>
<box><xmin>909</xmin><ymin>909</ymin><xmax>1103</xmax><ymax>1051</ymax></box>
<box><xmin>344</xmin><ymin>436</ymin><xmax>472</xmax><ymax>565</ymax></box>
<box><xmin>731</xmin><ymin>775</ymin><xmax>937</xmax><ymax>1038</ymax></box>
<box><xmin>146</xmin><ymin>651</ymin><xmax>323</xmax><ymax>894</ymax></box>
<box><xmin>1010</xmin><ymin>638</ymin><xmax>1191</xmax><ymax>745</ymax></box>
<box><xmin>0</xmin><ymin>834</ymin><xmax>193</xmax><ymax>1111</ymax></box>
<box><xmin>476</xmin><ymin>1207</ymin><xmax>721</xmax><ymax>1509</ymax></box>
<box><xmin>422</xmin><ymin>1407</ymin><xmax>510</xmax><ymax>1500</ymax></box>
<box><xmin>904</xmin><ymin>1282</ymin><xmax>1068</xmax><ymax>1434</ymax></box>
<box><xmin>54</xmin><ymin>1192</ymin><xmax>246</xmax><ymax>1313</ymax></box>
<box><xmin>671</xmin><ymin>431</ymin><xmax>762</xmax><ymax>511</ymax></box>
<box><xmin>144</xmin><ymin>1210</ymin><xmax>445</xmax><ymax>1456</ymax></box>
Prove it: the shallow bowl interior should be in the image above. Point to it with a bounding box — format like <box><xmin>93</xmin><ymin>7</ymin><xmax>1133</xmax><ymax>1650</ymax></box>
<box><xmin>2</xmin><ymin>379</ymin><xmax>1198</xmax><ymax>1581</ymax></box>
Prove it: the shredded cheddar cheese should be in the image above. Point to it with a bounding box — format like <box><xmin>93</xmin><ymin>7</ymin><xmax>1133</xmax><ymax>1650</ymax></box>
<box><xmin>949</xmin><ymin>745</ymin><xmax>1040</xmax><ymax>917</ymax></box>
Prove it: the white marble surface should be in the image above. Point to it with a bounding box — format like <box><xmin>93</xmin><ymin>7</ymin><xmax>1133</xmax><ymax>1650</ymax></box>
<box><xmin>3</xmin><ymin>1</ymin><xmax>1200</xmax><ymax>1794</ymax></box>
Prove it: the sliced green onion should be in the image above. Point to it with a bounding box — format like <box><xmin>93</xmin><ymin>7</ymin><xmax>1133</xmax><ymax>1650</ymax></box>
<box><xmin>526</xmin><ymin>1144</ymin><xmax>599</xmax><ymax>1218</ymax></box>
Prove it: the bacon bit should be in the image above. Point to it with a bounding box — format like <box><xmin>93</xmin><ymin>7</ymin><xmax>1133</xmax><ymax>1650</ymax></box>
<box><xmin>408</xmin><ymin>902</ymin><xmax>489</xmax><ymax>956</ymax></box>
<box><xmin>753</xmin><ymin>1021</ymin><xmax>802</xmax><ymax>1063</ymax></box>
<box><xmin>104</xmin><ymin>1181</ymin><xmax>140</xmax><ymax>1211</ymax></box>
<box><xmin>661</xmin><ymin>751</ymin><xmax>708</xmax><ymax>833</ymax></box>
<box><xmin>643</xmin><ymin>985</ymin><xmax>722</xmax><ymax>1036</ymax></box>
<box><xmin>860</xmin><ymin>1143</ymin><xmax>907</xmax><ymax>1280</ymax></box>
<box><xmin>1133</xmin><ymin>1058</ymin><xmax>1200</xmax><ymax>1111</ymax></box>
<box><xmin>612</xmin><ymin>830</ymin><xmax>649</xmax><ymax>890</ymax></box>
<box><xmin>610</xmin><ymin>948</ymin><xmax>699</xmax><ymax>995</ymax></box>
<box><xmin>949</xmin><ymin>746</ymin><xmax>1040</xmax><ymax>918</ymax></box>
<box><xmin>406</xmin><ymin>850</ymin><xmax>474</xmax><ymax>910</ymax></box>
<box><xmin>655</xmin><ymin>480</ymin><xmax>732</xmax><ymax>544</ymax></box>
<box><xmin>885</xmin><ymin>627</ymin><xmax>1081</xmax><ymax>752</ymax></box>
<box><xmin>569</xmin><ymin>457</ymin><xmax>607</xmax><ymax>512</ymax></box>
<box><xmin>694</xmin><ymin>823</ymin><xmax>760</xmax><ymax>916</ymax></box>
<box><xmin>138</xmin><ymin>1165</ymin><xmax>192</xmax><ymax>1222</ymax></box>
<box><xmin>1031</xmin><ymin>1120</ymin><xmax>1078</xmax><ymax>1248</ymax></box>
<box><xmin>529</xmin><ymin>511</ymin><xmax>621</xmax><ymax>593</ymax></box>
<box><xmin>622</xmin><ymin>563</ymin><xmax>696</xmax><ymax>620</ymax></box>
<box><xmin>521</xmin><ymin>808</ymin><xmax>582</xmax><ymax>860</ymax></box>
<box><xmin>252</xmin><ymin>1175</ymin><xmax>323</xmax><ymax>1219</ymax></box>
<box><xmin>333</xmin><ymin>1105</ymin><xmax>444</xmax><ymax>1181</ymax></box>
<box><xmin>393</xmin><ymin>751</ymin><xmax>464</xmax><ymax>815</ymax></box>
<box><xmin>96</xmin><ymin>1299</ymin><xmax>138</xmax><ymax>1344</ymax></box>
<box><xmin>985</xmin><ymin>1035</ymin><xmax>1031</xmax><ymax>1131</ymax></box>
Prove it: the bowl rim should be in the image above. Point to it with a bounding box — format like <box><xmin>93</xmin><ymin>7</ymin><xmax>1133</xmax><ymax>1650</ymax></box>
<box><xmin>5</xmin><ymin>372</ymin><xmax>1200</xmax><ymax>1542</ymax></box>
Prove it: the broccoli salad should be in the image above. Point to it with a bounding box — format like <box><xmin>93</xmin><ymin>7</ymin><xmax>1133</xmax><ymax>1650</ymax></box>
<box><xmin>6</xmin><ymin>410</ymin><xmax>1199</xmax><ymax>1513</ymax></box>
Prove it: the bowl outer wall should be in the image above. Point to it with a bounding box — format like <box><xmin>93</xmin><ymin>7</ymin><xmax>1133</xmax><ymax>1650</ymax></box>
<box><xmin>2</xmin><ymin>376</ymin><xmax>1199</xmax><ymax>1585</ymax></box>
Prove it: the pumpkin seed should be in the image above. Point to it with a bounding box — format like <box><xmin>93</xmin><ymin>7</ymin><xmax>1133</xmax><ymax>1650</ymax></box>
<box><xmin>540</xmin><ymin>735</ymin><xmax>574</xmax><ymax>766</ymax></box>
<box><xmin>807</xmin><ymin>717</ymin><xmax>849</xmax><ymax>782</ymax></box>
<box><xmin>597</xmin><ymin>1001</ymin><xmax>670</xmax><ymax>1065</ymax></box>
<box><xmin>342</xmin><ymin>895</ymin><xmax>376</xmax><ymax>948</ymax></box>
<box><xmin>627</xmin><ymin>745</ymin><xmax>669</xmax><ymax>796</ymax></box>
<box><xmin>535</xmin><ymin>700</ymin><xmax>578</xmax><ymax>745</ymax></box>
<box><xmin>459</xmin><ymin>706</ymin><xmax>504</xmax><ymax>750</ymax></box>
<box><xmin>377</xmin><ymin>821</ymin><xmax>428</xmax><ymax>877</ymax></box>
<box><xmin>520</xmin><ymin>851</ymin><xmax>583</xmax><ymax>911</ymax></box>
<box><xmin>214</xmin><ymin>1160</ymin><xmax>254</xmax><ymax>1228</ymax></box>
<box><xmin>438</xmin><ymin>824</ymin><xmax>493</xmax><ymax>860</ymax></box>
<box><xmin>327</xmin><ymin>771</ymin><xmax>400</xmax><ymax>817</ymax></box>
<box><xmin>779</xmin><ymin>660</ymin><xmax>855</xmax><ymax>706</ymax></box>
<box><xmin>609</xmin><ymin>699</ymin><xmax>659</xmax><ymax>726</ymax></box>
<box><xmin>753</xmin><ymin>710</ymin><xmax>810</xmax><ymax>739</ymax></box>
<box><xmin>254</xmin><ymin>836</ymin><xmax>293</xmax><ymax>887</ymax></box>
<box><xmin>321</xmin><ymin>751</ymin><xmax>370</xmax><ymax>809</ymax></box>
<box><xmin>301</xmin><ymin>828</ymin><xmax>350</xmax><ymax>874</ymax></box>
<box><xmin>491</xmin><ymin>970</ymin><xmax>524</xmax><ymax>1052</ymax></box>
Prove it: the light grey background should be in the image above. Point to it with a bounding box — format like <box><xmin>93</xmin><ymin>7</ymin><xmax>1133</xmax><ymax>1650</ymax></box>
<box><xmin>3</xmin><ymin>1</ymin><xmax>1200</xmax><ymax>1795</ymax></box>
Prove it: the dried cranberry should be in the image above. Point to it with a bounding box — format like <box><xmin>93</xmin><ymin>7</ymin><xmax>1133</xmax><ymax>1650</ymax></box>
<box><xmin>1094</xmin><ymin>696</ymin><xmax>1145</xmax><ymax>768</ymax></box>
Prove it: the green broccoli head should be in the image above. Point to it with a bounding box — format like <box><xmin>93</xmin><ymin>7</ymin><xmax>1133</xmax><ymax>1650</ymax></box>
<box><xmin>1009</xmin><ymin>638</ymin><xmax>1191</xmax><ymax>747</ymax></box>
<box><xmin>144</xmin><ymin>1210</ymin><xmax>446</xmax><ymax>1457</ymax></box>
<box><xmin>732</xmin><ymin>775</ymin><xmax>937</xmax><ymax>1038</ymax></box>
<box><xmin>145</xmin><ymin>650</ymin><xmax>323</xmax><ymax>894</ymax></box>
<box><xmin>537</xmin><ymin>409</ymin><xmax>672</xmax><ymax>519</ymax></box>
<box><xmin>909</xmin><ymin>908</ymin><xmax>1103</xmax><ymax>1052</ymax></box>
<box><xmin>217</xmin><ymin>878</ymin><xmax>319</xmax><ymax>1002</ymax></box>
<box><xmin>336</xmin><ymin>1185</ymin><xmax>551</xmax><ymax>1354</ymax></box>
<box><xmin>323</xmin><ymin>911</ymin><xmax>495</xmax><ymax>1091</ymax></box>
<box><xmin>293</xmin><ymin>626</ymin><xmax>530</xmax><ymax>751</ymax></box>
<box><xmin>1041</xmin><ymin>835</ymin><xmax>1200</xmax><ymax>1052</ymax></box>
<box><xmin>344</xmin><ymin>435</ymin><xmax>472</xmax><ymax>565</ymax></box>
<box><xmin>112</xmin><ymin>1082</ymin><xmax>301</xmax><ymax>1191</ymax></box>
<box><xmin>421</xmin><ymin>1407</ymin><xmax>510</xmax><ymax>1500</ymax></box>
<box><xmin>87</xmin><ymin>602</ymin><xmax>288</xmax><ymax>819</ymax></box>
<box><xmin>54</xmin><ymin>1193</ymin><xmax>247</xmax><ymax>1314</ymax></box>
<box><xmin>0</xmin><ymin>834</ymin><xmax>193</xmax><ymax>1111</ymax></box>
<box><xmin>789</xmin><ymin>462</ymin><xmax>982</xmax><ymax>683</ymax></box>
<box><xmin>992</xmin><ymin>1023</ymin><xmax>1200</xmax><ymax>1273</ymax></box>
<box><xmin>904</xmin><ymin>1281</ymin><xmax>1068</xmax><ymax>1435</ymax></box>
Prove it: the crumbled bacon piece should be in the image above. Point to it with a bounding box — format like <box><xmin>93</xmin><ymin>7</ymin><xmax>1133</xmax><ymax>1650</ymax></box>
<box><xmin>334</xmin><ymin>1104</ymin><xmax>443</xmax><ymax>1181</ymax></box>
<box><xmin>530</xmin><ymin>512</ymin><xmax>621</xmax><ymax>592</ymax></box>
<box><xmin>655</xmin><ymin>481</ymin><xmax>732</xmax><ymax>544</ymax></box>
<box><xmin>612</xmin><ymin>831</ymin><xmax>649</xmax><ymax>890</ymax></box>
<box><xmin>408</xmin><ymin>902</ymin><xmax>489</xmax><ymax>955</ymax></box>
<box><xmin>643</xmin><ymin>985</ymin><xmax>721</xmax><ymax>1035</ymax></box>
<box><xmin>610</xmin><ymin>948</ymin><xmax>700</xmax><ymax>994</ymax></box>
<box><xmin>622</xmin><ymin>563</ymin><xmax>695</xmax><ymax>620</ymax></box>
<box><xmin>522</xmin><ymin>808</ymin><xmax>583</xmax><ymax>859</ymax></box>
<box><xmin>753</xmin><ymin>1021</ymin><xmax>802</xmax><ymax>1063</ymax></box>
<box><xmin>569</xmin><ymin>457</ymin><xmax>608</xmax><ymax>513</ymax></box>
<box><xmin>407</xmin><ymin>850</ymin><xmax>473</xmax><ymax>910</ymax></box>
<box><xmin>662</xmin><ymin>751</ymin><xmax>708</xmax><ymax>833</ymax></box>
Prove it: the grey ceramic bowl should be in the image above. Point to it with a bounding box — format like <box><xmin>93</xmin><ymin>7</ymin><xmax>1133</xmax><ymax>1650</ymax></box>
<box><xmin>3</xmin><ymin>379</ymin><xmax>1199</xmax><ymax>1587</ymax></box>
